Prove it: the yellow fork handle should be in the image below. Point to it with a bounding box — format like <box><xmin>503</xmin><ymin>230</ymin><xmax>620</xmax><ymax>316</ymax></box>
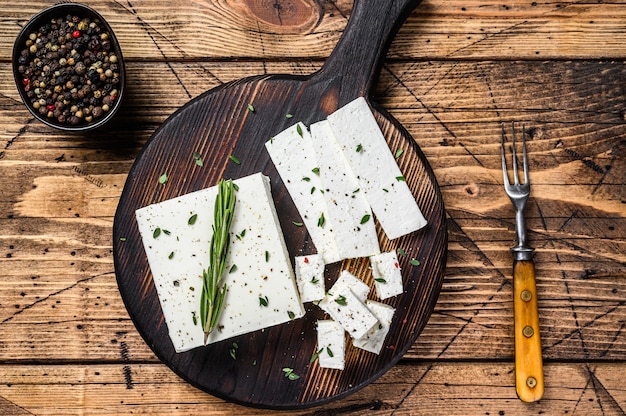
<box><xmin>513</xmin><ymin>259</ymin><xmax>544</xmax><ymax>402</ymax></box>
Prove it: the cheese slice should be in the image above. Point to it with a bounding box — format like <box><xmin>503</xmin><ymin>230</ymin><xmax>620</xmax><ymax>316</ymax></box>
<box><xmin>309</xmin><ymin>120</ymin><xmax>380</xmax><ymax>260</ymax></box>
<box><xmin>135</xmin><ymin>173</ymin><xmax>304</xmax><ymax>352</ymax></box>
<box><xmin>370</xmin><ymin>251</ymin><xmax>404</xmax><ymax>300</ymax></box>
<box><xmin>353</xmin><ymin>300</ymin><xmax>395</xmax><ymax>354</ymax></box>
<box><xmin>316</xmin><ymin>320</ymin><xmax>346</xmax><ymax>370</ymax></box>
<box><xmin>294</xmin><ymin>254</ymin><xmax>325</xmax><ymax>303</ymax></box>
<box><xmin>265</xmin><ymin>123</ymin><xmax>341</xmax><ymax>264</ymax></box>
<box><xmin>327</xmin><ymin>97</ymin><xmax>427</xmax><ymax>240</ymax></box>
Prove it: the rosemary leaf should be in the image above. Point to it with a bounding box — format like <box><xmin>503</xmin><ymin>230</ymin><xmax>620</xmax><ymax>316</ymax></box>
<box><xmin>200</xmin><ymin>179</ymin><xmax>236</xmax><ymax>344</ymax></box>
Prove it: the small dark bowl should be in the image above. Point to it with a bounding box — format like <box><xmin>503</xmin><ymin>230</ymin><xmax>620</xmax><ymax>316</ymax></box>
<box><xmin>12</xmin><ymin>3</ymin><xmax>125</xmax><ymax>131</ymax></box>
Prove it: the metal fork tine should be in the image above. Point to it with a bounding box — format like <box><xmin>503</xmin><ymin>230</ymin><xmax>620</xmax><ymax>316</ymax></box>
<box><xmin>501</xmin><ymin>123</ymin><xmax>510</xmax><ymax>186</ymax></box>
<box><xmin>511</xmin><ymin>122</ymin><xmax>520</xmax><ymax>185</ymax></box>
<box><xmin>522</xmin><ymin>124</ymin><xmax>530</xmax><ymax>185</ymax></box>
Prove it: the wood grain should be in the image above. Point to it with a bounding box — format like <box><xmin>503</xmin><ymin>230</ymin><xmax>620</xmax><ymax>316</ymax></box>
<box><xmin>1</xmin><ymin>0</ymin><xmax>625</xmax><ymax>414</ymax></box>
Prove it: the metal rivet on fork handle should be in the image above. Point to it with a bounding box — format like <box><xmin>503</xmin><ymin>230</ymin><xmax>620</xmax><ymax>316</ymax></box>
<box><xmin>521</xmin><ymin>290</ymin><xmax>532</xmax><ymax>302</ymax></box>
<box><xmin>523</xmin><ymin>326</ymin><xmax>535</xmax><ymax>338</ymax></box>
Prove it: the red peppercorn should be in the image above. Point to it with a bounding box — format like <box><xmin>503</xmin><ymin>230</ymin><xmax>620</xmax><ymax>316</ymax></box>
<box><xmin>394</xmin><ymin>262</ymin><xmax>399</xmax><ymax>268</ymax></box>
<box><xmin>72</xmin><ymin>30</ymin><xmax>80</xmax><ymax>38</ymax></box>
<box><xmin>22</xmin><ymin>78</ymin><xmax>30</xmax><ymax>86</ymax></box>
<box><xmin>110</xmin><ymin>94</ymin><xmax>117</xmax><ymax>101</ymax></box>
<box><xmin>303</xmin><ymin>257</ymin><xmax>309</xmax><ymax>264</ymax></box>
<box><xmin>46</xmin><ymin>104</ymin><xmax>56</xmax><ymax>112</ymax></box>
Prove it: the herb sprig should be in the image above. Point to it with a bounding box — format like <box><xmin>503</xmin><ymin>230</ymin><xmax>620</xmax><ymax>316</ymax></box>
<box><xmin>200</xmin><ymin>179</ymin><xmax>236</xmax><ymax>344</ymax></box>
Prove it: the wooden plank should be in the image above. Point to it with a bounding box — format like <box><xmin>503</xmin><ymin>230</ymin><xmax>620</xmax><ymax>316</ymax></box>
<box><xmin>0</xmin><ymin>362</ymin><xmax>624</xmax><ymax>415</ymax></box>
<box><xmin>1</xmin><ymin>1</ymin><xmax>626</xmax><ymax>61</ymax></box>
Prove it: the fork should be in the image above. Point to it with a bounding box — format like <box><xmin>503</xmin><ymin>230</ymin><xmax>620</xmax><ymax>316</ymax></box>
<box><xmin>501</xmin><ymin>122</ymin><xmax>544</xmax><ymax>402</ymax></box>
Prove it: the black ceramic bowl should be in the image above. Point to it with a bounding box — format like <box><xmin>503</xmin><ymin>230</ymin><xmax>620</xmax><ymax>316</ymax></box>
<box><xmin>12</xmin><ymin>3</ymin><xmax>125</xmax><ymax>131</ymax></box>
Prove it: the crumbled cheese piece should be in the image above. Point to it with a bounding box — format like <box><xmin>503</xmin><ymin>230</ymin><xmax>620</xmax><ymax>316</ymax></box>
<box><xmin>135</xmin><ymin>173</ymin><xmax>304</xmax><ymax>352</ymax></box>
<box><xmin>370</xmin><ymin>251</ymin><xmax>404</xmax><ymax>300</ymax></box>
<box><xmin>316</xmin><ymin>320</ymin><xmax>346</xmax><ymax>370</ymax></box>
<box><xmin>318</xmin><ymin>286</ymin><xmax>378</xmax><ymax>340</ymax></box>
<box><xmin>327</xmin><ymin>97</ymin><xmax>427</xmax><ymax>240</ymax></box>
<box><xmin>265</xmin><ymin>123</ymin><xmax>341</xmax><ymax>264</ymax></box>
<box><xmin>353</xmin><ymin>300</ymin><xmax>395</xmax><ymax>354</ymax></box>
<box><xmin>309</xmin><ymin>120</ymin><xmax>380</xmax><ymax>260</ymax></box>
<box><xmin>294</xmin><ymin>254</ymin><xmax>325</xmax><ymax>303</ymax></box>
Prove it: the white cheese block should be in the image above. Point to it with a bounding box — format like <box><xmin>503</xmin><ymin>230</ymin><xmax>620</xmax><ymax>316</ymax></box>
<box><xmin>309</xmin><ymin>120</ymin><xmax>380</xmax><ymax>260</ymax></box>
<box><xmin>370</xmin><ymin>251</ymin><xmax>404</xmax><ymax>300</ymax></box>
<box><xmin>353</xmin><ymin>300</ymin><xmax>395</xmax><ymax>354</ymax></box>
<box><xmin>294</xmin><ymin>254</ymin><xmax>325</xmax><ymax>303</ymax></box>
<box><xmin>318</xmin><ymin>283</ymin><xmax>378</xmax><ymax>339</ymax></box>
<box><xmin>327</xmin><ymin>97</ymin><xmax>427</xmax><ymax>240</ymax></box>
<box><xmin>265</xmin><ymin>123</ymin><xmax>341</xmax><ymax>264</ymax></box>
<box><xmin>316</xmin><ymin>320</ymin><xmax>346</xmax><ymax>370</ymax></box>
<box><xmin>135</xmin><ymin>173</ymin><xmax>305</xmax><ymax>352</ymax></box>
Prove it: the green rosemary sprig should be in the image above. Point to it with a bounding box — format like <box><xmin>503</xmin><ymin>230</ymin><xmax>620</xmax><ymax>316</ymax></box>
<box><xmin>200</xmin><ymin>179</ymin><xmax>236</xmax><ymax>344</ymax></box>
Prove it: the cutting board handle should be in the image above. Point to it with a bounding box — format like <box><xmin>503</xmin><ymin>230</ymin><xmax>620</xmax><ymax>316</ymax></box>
<box><xmin>311</xmin><ymin>0</ymin><xmax>422</xmax><ymax>107</ymax></box>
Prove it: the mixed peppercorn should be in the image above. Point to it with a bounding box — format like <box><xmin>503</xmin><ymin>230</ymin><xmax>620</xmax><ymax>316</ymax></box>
<box><xmin>16</xmin><ymin>14</ymin><xmax>121</xmax><ymax>127</ymax></box>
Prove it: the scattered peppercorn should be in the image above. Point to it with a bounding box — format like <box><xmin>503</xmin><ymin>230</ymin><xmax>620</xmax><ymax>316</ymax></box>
<box><xmin>16</xmin><ymin>13</ymin><xmax>121</xmax><ymax>127</ymax></box>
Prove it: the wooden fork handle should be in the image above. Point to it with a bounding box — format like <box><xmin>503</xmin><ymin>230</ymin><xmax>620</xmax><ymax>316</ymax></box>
<box><xmin>513</xmin><ymin>259</ymin><xmax>544</xmax><ymax>402</ymax></box>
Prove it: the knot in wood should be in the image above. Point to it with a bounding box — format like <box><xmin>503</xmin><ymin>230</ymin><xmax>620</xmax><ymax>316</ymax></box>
<box><xmin>241</xmin><ymin>0</ymin><xmax>322</xmax><ymax>33</ymax></box>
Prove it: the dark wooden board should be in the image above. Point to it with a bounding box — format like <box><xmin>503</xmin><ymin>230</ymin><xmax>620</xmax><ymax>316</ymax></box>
<box><xmin>112</xmin><ymin>0</ymin><xmax>447</xmax><ymax>408</ymax></box>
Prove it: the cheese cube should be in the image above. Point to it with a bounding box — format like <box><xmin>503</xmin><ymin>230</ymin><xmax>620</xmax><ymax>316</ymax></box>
<box><xmin>294</xmin><ymin>254</ymin><xmax>325</xmax><ymax>303</ymax></box>
<box><xmin>135</xmin><ymin>173</ymin><xmax>305</xmax><ymax>352</ymax></box>
<box><xmin>327</xmin><ymin>97</ymin><xmax>427</xmax><ymax>240</ymax></box>
<box><xmin>353</xmin><ymin>300</ymin><xmax>395</xmax><ymax>354</ymax></box>
<box><xmin>265</xmin><ymin>123</ymin><xmax>341</xmax><ymax>264</ymax></box>
<box><xmin>318</xmin><ymin>286</ymin><xmax>378</xmax><ymax>340</ymax></box>
<box><xmin>370</xmin><ymin>251</ymin><xmax>404</xmax><ymax>300</ymax></box>
<box><xmin>316</xmin><ymin>320</ymin><xmax>345</xmax><ymax>370</ymax></box>
<box><xmin>329</xmin><ymin>269</ymin><xmax>370</xmax><ymax>303</ymax></box>
<box><xmin>309</xmin><ymin>120</ymin><xmax>380</xmax><ymax>260</ymax></box>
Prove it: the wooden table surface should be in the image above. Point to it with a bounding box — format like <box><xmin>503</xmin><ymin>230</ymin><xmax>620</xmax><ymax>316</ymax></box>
<box><xmin>1</xmin><ymin>1</ymin><xmax>625</xmax><ymax>415</ymax></box>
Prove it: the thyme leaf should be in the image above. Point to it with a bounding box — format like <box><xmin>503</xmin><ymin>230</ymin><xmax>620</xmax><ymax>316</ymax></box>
<box><xmin>335</xmin><ymin>295</ymin><xmax>347</xmax><ymax>306</ymax></box>
<box><xmin>193</xmin><ymin>151</ymin><xmax>204</xmax><ymax>167</ymax></box>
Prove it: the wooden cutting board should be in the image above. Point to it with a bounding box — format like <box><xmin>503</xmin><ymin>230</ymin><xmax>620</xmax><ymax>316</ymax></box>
<box><xmin>113</xmin><ymin>0</ymin><xmax>447</xmax><ymax>408</ymax></box>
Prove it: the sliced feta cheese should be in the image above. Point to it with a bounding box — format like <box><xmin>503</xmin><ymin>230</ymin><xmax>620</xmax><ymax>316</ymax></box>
<box><xmin>135</xmin><ymin>173</ymin><xmax>304</xmax><ymax>352</ymax></box>
<box><xmin>370</xmin><ymin>251</ymin><xmax>404</xmax><ymax>300</ymax></box>
<box><xmin>327</xmin><ymin>97</ymin><xmax>427</xmax><ymax>240</ymax></box>
<box><xmin>316</xmin><ymin>320</ymin><xmax>345</xmax><ymax>370</ymax></box>
<box><xmin>265</xmin><ymin>123</ymin><xmax>341</xmax><ymax>264</ymax></box>
<box><xmin>353</xmin><ymin>300</ymin><xmax>395</xmax><ymax>354</ymax></box>
<box><xmin>318</xmin><ymin>286</ymin><xmax>378</xmax><ymax>340</ymax></box>
<box><xmin>294</xmin><ymin>254</ymin><xmax>325</xmax><ymax>303</ymax></box>
<box><xmin>329</xmin><ymin>269</ymin><xmax>370</xmax><ymax>303</ymax></box>
<box><xmin>309</xmin><ymin>120</ymin><xmax>380</xmax><ymax>260</ymax></box>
